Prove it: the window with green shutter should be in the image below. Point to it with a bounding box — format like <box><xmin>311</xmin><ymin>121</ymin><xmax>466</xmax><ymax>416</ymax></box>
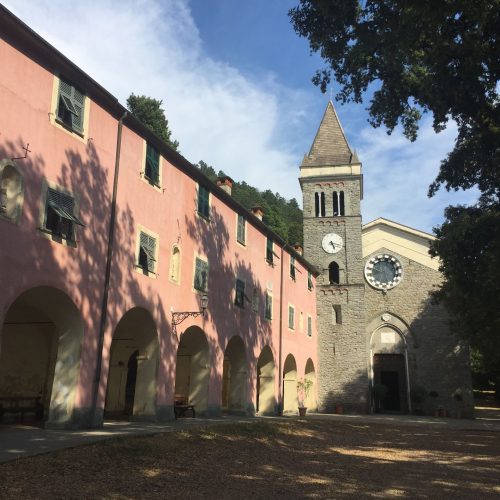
<box><xmin>308</xmin><ymin>271</ymin><xmax>313</xmax><ymax>291</ymax></box>
<box><xmin>237</xmin><ymin>214</ymin><xmax>246</xmax><ymax>245</ymax></box>
<box><xmin>265</xmin><ymin>292</ymin><xmax>272</xmax><ymax>320</ymax></box>
<box><xmin>56</xmin><ymin>78</ymin><xmax>85</xmax><ymax>134</ymax></box>
<box><xmin>266</xmin><ymin>237</ymin><xmax>273</xmax><ymax>263</ymax></box>
<box><xmin>194</xmin><ymin>257</ymin><xmax>209</xmax><ymax>292</ymax></box>
<box><xmin>197</xmin><ymin>184</ymin><xmax>210</xmax><ymax>218</ymax></box>
<box><xmin>234</xmin><ymin>278</ymin><xmax>245</xmax><ymax>308</ymax></box>
<box><xmin>44</xmin><ymin>188</ymin><xmax>84</xmax><ymax>241</ymax></box>
<box><xmin>288</xmin><ymin>305</ymin><xmax>295</xmax><ymax>330</ymax></box>
<box><xmin>145</xmin><ymin>143</ymin><xmax>160</xmax><ymax>186</ymax></box>
<box><xmin>138</xmin><ymin>231</ymin><xmax>157</xmax><ymax>274</ymax></box>
<box><xmin>290</xmin><ymin>256</ymin><xmax>296</xmax><ymax>280</ymax></box>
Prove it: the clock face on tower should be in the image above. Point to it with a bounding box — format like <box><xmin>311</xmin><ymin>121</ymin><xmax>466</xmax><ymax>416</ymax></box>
<box><xmin>321</xmin><ymin>232</ymin><xmax>343</xmax><ymax>254</ymax></box>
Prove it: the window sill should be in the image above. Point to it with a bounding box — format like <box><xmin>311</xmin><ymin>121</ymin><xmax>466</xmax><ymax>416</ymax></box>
<box><xmin>38</xmin><ymin>227</ymin><xmax>77</xmax><ymax>247</ymax></box>
<box><xmin>140</xmin><ymin>173</ymin><xmax>163</xmax><ymax>193</ymax></box>
<box><xmin>236</xmin><ymin>239</ymin><xmax>246</xmax><ymax>247</ymax></box>
<box><xmin>265</xmin><ymin>259</ymin><xmax>274</xmax><ymax>267</ymax></box>
<box><xmin>55</xmin><ymin>118</ymin><xmax>84</xmax><ymax>138</ymax></box>
<box><xmin>135</xmin><ymin>264</ymin><xmax>157</xmax><ymax>278</ymax></box>
<box><xmin>196</xmin><ymin>211</ymin><xmax>211</xmax><ymax>222</ymax></box>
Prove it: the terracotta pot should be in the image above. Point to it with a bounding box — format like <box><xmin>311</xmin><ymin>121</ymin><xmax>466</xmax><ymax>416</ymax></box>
<box><xmin>335</xmin><ymin>404</ymin><xmax>344</xmax><ymax>414</ymax></box>
<box><xmin>298</xmin><ymin>407</ymin><xmax>307</xmax><ymax>417</ymax></box>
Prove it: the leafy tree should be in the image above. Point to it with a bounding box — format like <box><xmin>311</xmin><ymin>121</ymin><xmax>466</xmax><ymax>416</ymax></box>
<box><xmin>289</xmin><ymin>0</ymin><xmax>500</xmax><ymax>198</ymax></box>
<box><xmin>290</xmin><ymin>0</ymin><xmax>500</xmax><ymax>384</ymax></box>
<box><xmin>126</xmin><ymin>94</ymin><xmax>179</xmax><ymax>151</ymax></box>
<box><xmin>429</xmin><ymin>203</ymin><xmax>500</xmax><ymax>395</ymax></box>
<box><xmin>197</xmin><ymin>161</ymin><xmax>304</xmax><ymax>245</ymax></box>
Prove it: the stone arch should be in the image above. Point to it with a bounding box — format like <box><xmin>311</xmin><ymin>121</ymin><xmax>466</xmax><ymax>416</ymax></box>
<box><xmin>0</xmin><ymin>159</ymin><xmax>24</xmax><ymax>224</ymax></box>
<box><xmin>221</xmin><ymin>335</ymin><xmax>247</xmax><ymax>414</ymax></box>
<box><xmin>104</xmin><ymin>307</ymin><xmax>159</xmax><ymax>419</ymax></box>
<box><xmin>304</xmin><ymin>358</ymin><xmax>317</xmax><ymax>410</ymax></box>
<box><xmin>0</xmin><ymin>286</ymin><xmax>83</xmax><ymax>425</ymax></box>
<box><xmin>283</xmin><ymin>353</ymin><xmax>298</xmax><ymax>413</ymax></box>
<box><xmin>368</xmin><ymin>312</ymin><xmax>413</xmax><ymax>414</ymax></box>
<box><xmin>175</xmin><ymin>326</ymin><xmax>210</xmax><ymax>415</ymax></box>
<box><xmin>256</xmin><ymin>345</ymin><xmax>275</xmax><ymax>415</ymax></box>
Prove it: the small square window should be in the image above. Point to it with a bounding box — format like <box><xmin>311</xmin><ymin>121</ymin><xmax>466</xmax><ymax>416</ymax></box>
<box><xmin>197</xmin><ymin>184</ymin><xmax>210</xmax><ymax>218</ymax></box>
<box><xmin>235</xmin><ymin>278</ymin><xmax>245</xmax><ymax>308</ymax></box>
<box><xmin>44</xmin><ymin>188</ymin><xmax>84</xmax><ymax>241</ymax></box>
<box><xmin>138</xmin><ymin>231</ymin><xmax>157</xmax><ymax>274</ymax></box>
<box><xmin>145</xmin><ymin>143</ymin><xmax>160</xmax><ymax>186</ymax></box>
<box><xmin>56</xmin><ymin>78</ymin><xmax>85</xmax><ymax>134</ymax></box>
<box><xmin>265</xmin><ymin>292</ymin><xmax>272</xmax><ymax>320</ymax></box>
<box><xmin>290</xmin><ymin>256</ymin><xmax>296</xmax><ymax>280</ymax></box>
<box><xmin>288</xmin><ymin>305</ymin><xmax>295</xmax><ymax>330</ymax></box>
<box><xmin>266</xmin><ymin>238</ymin><xmax>273</xmax><ymax>264</ymax></box>
<box><xmin>194</xmin><ymin>257</ymin><xmax>209</xmax><ymax>292</ymax></box>
<box><xmin>237</xmin><ymin>214</ymin><xmax>246</xmax><ymax>245</ymax></box>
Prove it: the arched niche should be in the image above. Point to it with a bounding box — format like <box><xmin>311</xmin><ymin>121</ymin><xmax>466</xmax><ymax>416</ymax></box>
<box><xmin>169</xmin><ymin>244</ymin><xmax>181</xmax><ymax>283</ymax></box>
<box><xmin>256</xmin><ymin>345</ymin><xmax>275</xmax><ymax>415</ymax></box>
<box><xmin>221</xmin><ymin>335</ymin><xmax>247</xmax><ymax>414</ymax></box>
<box><xmin>283</xmin><ymin>354</ymin><xmax>298</xmax><ymax>413</ymax></box>
<box><xmin>105</xmin><ymin>307</ymin><xmax>159</xmax><ymax>420</ymax></box>
<box><xmin>175</xmin><ymin>326</ymin><xmax>210</xmax><ymax>415</ymax></box>
<box><xmin>0</xmin><ymin>286</ymin><xmax>83</xmax><ymax>425</ymax></box>
<box><xmin>304</xmin><ymin>358</ymin><xmax>317</xmax><ymax>411</ymax></box>
<box><xmin>0</xmin><ymin>159</ymin><xmax>24</xmax><ymax>224</ymax></box>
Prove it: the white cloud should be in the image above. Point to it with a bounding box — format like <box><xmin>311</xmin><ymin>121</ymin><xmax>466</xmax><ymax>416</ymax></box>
<box><xmin>356</xmin><ymin>118</ymin><xmax>479</xmax><ymax>232</ymax></box>
<box><xmin>4</xmin><ymin>0</ymin><xmax>313</xmax><ymax>202</ymax></box>
<box><xmin>4</xmin><ymin>0</ymin><xmax>479</xmax><ymax>232</ymax></box>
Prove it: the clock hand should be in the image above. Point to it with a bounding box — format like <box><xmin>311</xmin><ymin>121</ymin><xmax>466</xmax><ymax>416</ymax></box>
<box><xmin>329</xmin><ymin>241</ymin><xmax>336</xmax><ymax>249</ymax></box>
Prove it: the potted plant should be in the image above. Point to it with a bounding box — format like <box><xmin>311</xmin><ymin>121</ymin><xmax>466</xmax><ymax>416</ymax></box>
<box><xmin>411</xmin><ymin>385</ymin><xmax>427</xmax><ymax>415</ymax></box>
<box><xmin>373</xmin><ymin>383</ymin><xmax>388</xmax><ymax>413</ymax></box>
<box><xmin>297</xmin><ymin>378</ymin><xmax>313</xmax><ymax>417</ymax></box>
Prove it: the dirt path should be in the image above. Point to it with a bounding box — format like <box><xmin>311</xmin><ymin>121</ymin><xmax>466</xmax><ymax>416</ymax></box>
<box><xmin>1</xmin><ymin>418</ymin><xmax>499</xmax><ymax>499</ymax></box>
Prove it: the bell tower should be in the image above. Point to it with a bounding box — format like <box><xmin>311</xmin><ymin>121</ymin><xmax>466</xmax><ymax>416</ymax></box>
<box><xmin>300</xmin><ymin>101</ymin><xmax>368</xmax><ymax>413</ymax></box>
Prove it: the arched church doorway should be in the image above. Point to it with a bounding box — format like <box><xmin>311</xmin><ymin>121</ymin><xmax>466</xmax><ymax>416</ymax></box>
<box><xmin>371</xmin><ymin>326</ymin><xmax>409</xmax><ymax>413</ymax></box>
<box><xmin>283</xmin><ymin>354</ymin><xmax>298</xmax><ymax>413</ymax></box>
<box><xmin>0</xmin><ymin>286</ymin><xmax>83</xmax><ymax>426</ymax></box>
<box><xmin>304</xmin><ymin>358</ymin><xmax>317</xmax><ymax>411</ymax></box>
<box><xmin>175</xmin><ymin>326</ymin><xmax>210</xmax><ymax>415</ymax></box>
<box><xmin>105</xmin><ymin>308</ymin><xmax>159</xmax><ymax>419</ymax></box>
<box><xmin>256</xmin><ymin>346</ymin><xmax>275</xmax><ymax>415</ymax></box>
<box><xmin>221</xmin><ymin>336</ymin><xmax>247</xmax><ymax>414</ymax></box>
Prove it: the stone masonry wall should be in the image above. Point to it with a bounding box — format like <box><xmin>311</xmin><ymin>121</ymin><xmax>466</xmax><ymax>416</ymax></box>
<box><xmin>364</xmin><ymin>248</ymin><xmax>474</xmax><ymax>417</ymax></box>
<box><xmin>303</xmin><ymin>176</ymin><xmax>368</xmax><ymax>413</ymax></box>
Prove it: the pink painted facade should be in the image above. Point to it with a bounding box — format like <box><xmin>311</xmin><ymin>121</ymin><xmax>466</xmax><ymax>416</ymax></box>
<box><xmin>0</xmin><ymin>7</ymin><xmax>317</xmax><ymax>427</ymax></box>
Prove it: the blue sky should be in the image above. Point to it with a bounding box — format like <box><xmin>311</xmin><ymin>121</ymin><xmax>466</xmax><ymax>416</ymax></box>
<box><xmin>4</xmin><ymin>0</ymin><xmax>479</xmax><ymax>232</ymax></box>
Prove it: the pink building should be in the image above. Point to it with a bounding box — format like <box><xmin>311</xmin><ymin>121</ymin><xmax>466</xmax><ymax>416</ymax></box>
<box><xmin>0</xmin><ymin>6</ymin><xmax>317</xmax><ymax>428</ymax></box>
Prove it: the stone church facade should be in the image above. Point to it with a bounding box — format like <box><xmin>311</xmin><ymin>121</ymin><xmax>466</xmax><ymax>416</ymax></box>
<box><xmin>300</xmin><ymin>102</ymin><xmax>474</xmax><ymax>418</ymax></box>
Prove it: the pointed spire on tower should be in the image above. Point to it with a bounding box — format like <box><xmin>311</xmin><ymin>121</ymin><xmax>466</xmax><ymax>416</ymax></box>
<box><xmin>301</xmin><ymin>101</ymin><xmax>359</xmax><ymax>167</ymax></box>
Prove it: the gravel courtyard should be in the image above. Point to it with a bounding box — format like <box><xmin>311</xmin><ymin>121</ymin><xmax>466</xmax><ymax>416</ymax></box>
<box><xmin>1</xmin><ymin>417</ymin><xmax>499</xmax><ymax>499</ymax></box>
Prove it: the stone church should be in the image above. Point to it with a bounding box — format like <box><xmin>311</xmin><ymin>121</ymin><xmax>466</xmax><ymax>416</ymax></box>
<box><xmin>300</xmin><ymin>102</ymin><xmax>474</xmax><ymax>417</ymax></box>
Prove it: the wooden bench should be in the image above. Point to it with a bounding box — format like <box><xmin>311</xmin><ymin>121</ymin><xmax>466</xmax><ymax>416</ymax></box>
<box><xmin>0</xmin><ymin>396</ymin><xmax>44</xmax><ymax>423</ymax></box>
<box><xmin>174</xmin><ymin>394</ymin><xmax>195</xmax><ymax>419</ymax></box>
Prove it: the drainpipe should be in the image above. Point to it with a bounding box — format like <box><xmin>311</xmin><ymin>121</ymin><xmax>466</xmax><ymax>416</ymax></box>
<box><xmin>91</xmin><ymin>111</ymin><xmax>127</xmax><ymax>427</ymax></box>
<box><xmin>277</xmin><ymin>243</ymin><xmax>286</xmax><ymax>416</ymax></box>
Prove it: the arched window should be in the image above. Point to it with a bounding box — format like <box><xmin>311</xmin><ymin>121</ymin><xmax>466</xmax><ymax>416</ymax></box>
<box><xmin>169</xmin><ymin>245</ymin><xmax>181</xmax><ymax>283</ymax></box>
<box><xmin>328</xmin><ymin>261</ymin><xmax>340</xmax><ymax>285</ymax></box>
<box><xmin>0</xmin><ymin>160</ymin><xmax>23</xmax><ymax>224</ymax></box>
<box><xmin>333</xmin><ymin>191</ymin><xmax>339</xmax><ymax>216</ymax></box>
<box><xmin>339</xmin><ymin>191</ymin><xmax>345</xmax><ymax>216</ymax></box>
<box><xmin>314</xmin><ymin>191</ymin><xmax>326</xmax><ymax>217</ymax></box>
